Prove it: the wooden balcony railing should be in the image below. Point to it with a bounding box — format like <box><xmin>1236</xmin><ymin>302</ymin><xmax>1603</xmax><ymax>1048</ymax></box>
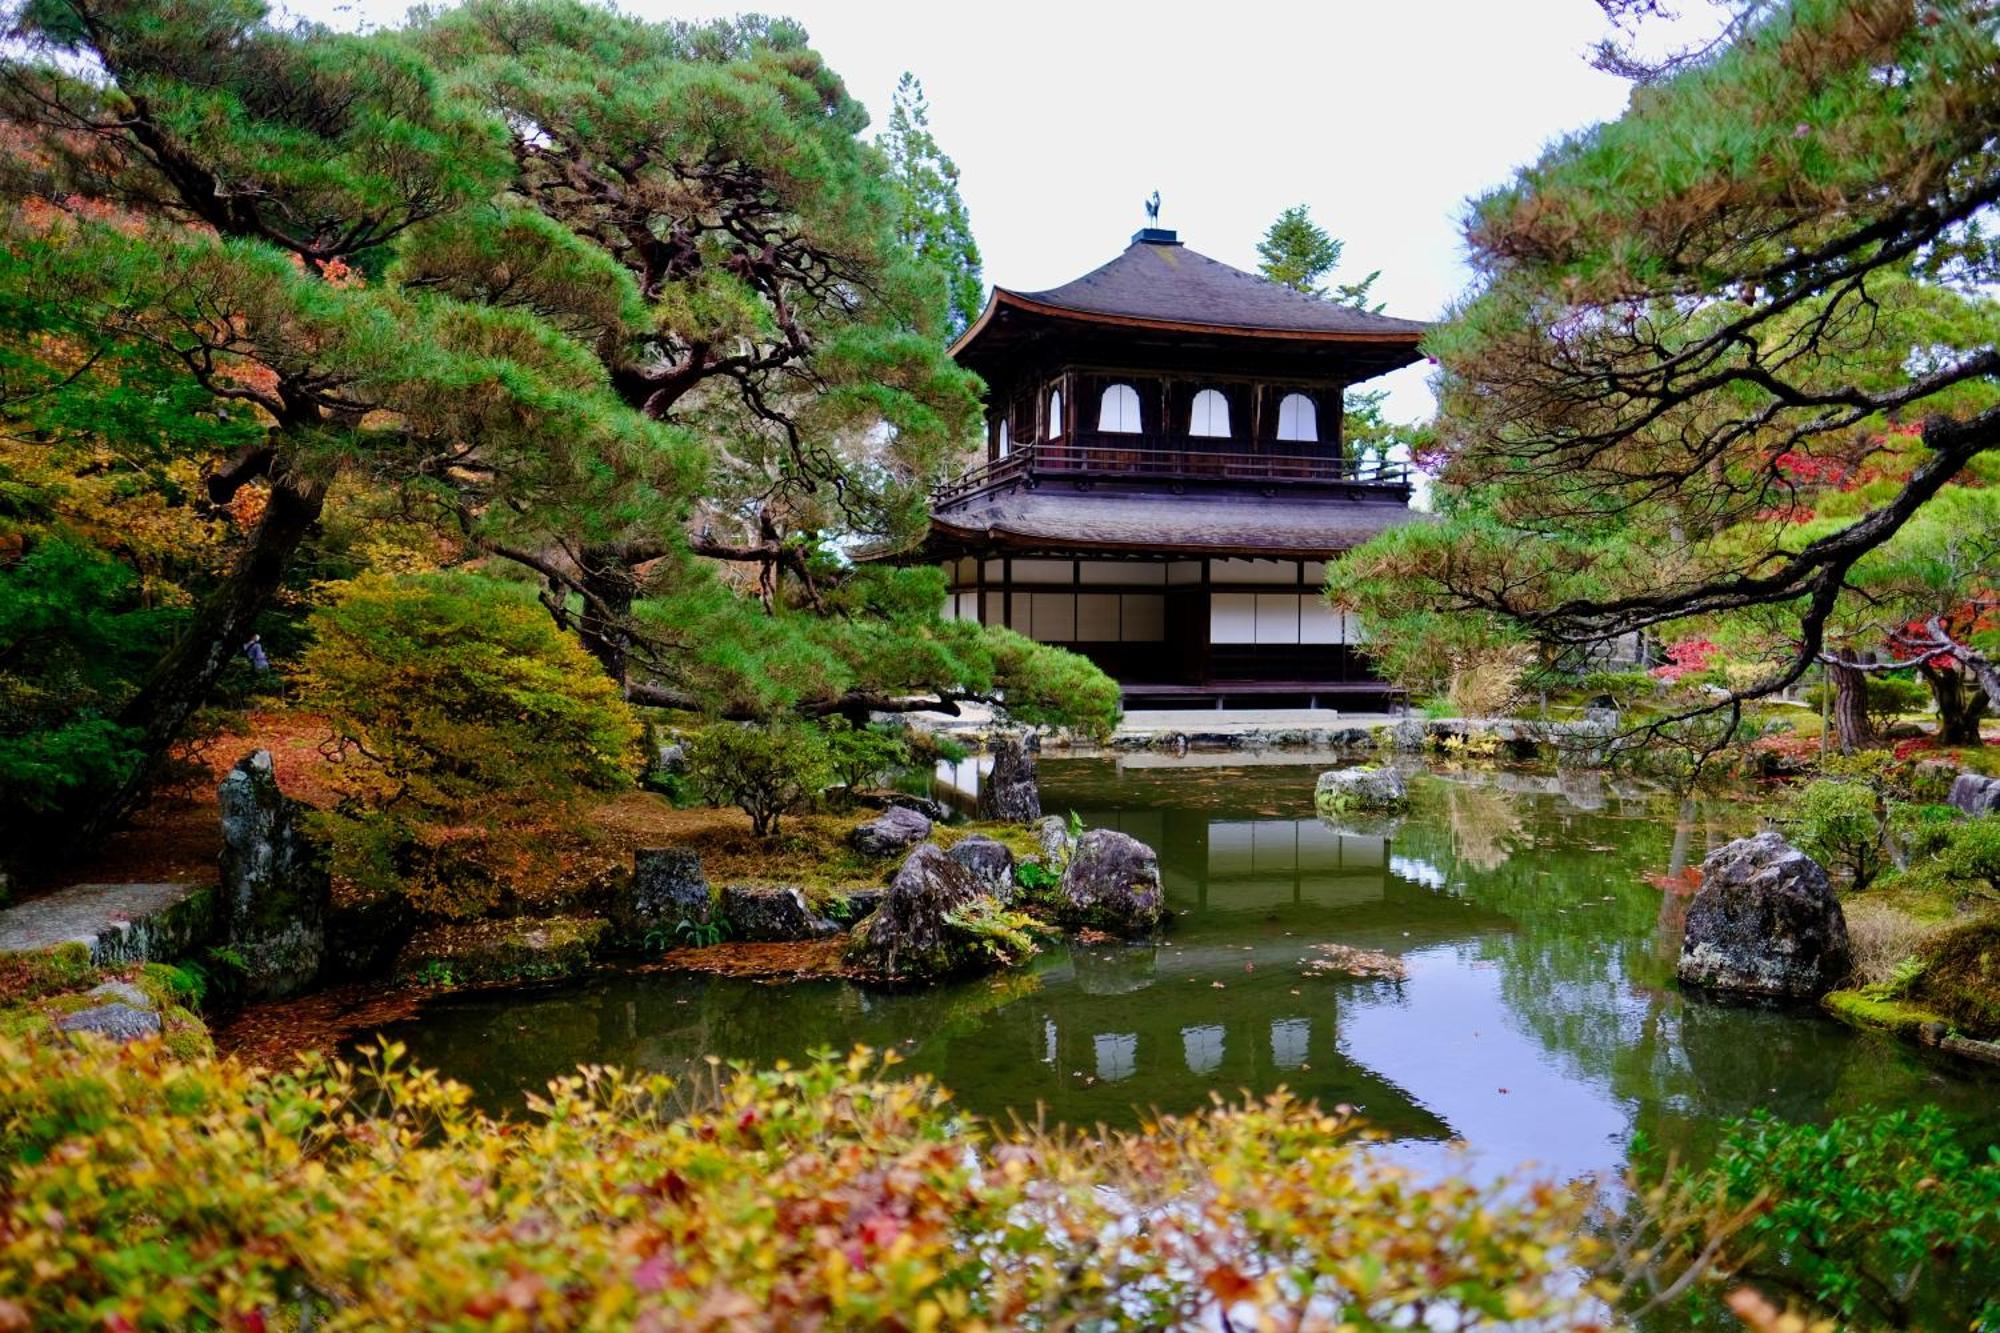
<box><xmin>933</xmin><ymin>435</ymin><xmax>1410</xmax><ymax>505</ymax></box>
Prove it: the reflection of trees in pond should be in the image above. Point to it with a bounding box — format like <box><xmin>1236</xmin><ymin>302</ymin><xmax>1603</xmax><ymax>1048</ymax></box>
<box><xmin>1438</xmin><ymin>781</ymin><xmax>1527</xmax><ymax>872</ymax></box>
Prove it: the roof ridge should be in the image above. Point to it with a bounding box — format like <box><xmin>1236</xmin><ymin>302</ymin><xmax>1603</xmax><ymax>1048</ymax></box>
<box><xmin>1003</xmin><ymin>238</ymin><xmax>1427</xmax><ymax>338</ymax></box>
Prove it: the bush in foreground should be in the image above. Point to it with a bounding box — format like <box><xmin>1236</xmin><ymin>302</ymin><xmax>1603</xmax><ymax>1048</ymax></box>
<box><xmin>0</xmin><ymin>1039</ymin><xmax>1619</xmax><ymax>1330</ymax></box>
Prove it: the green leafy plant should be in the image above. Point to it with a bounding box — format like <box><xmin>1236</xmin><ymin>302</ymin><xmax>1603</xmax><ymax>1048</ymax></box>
<box><xmin>673</xmin><ymin>917</ymin><xmax>727</xmax><ymax>949</ymax></box>
<box><xmin>941</xmin><ymin>896</ymin><xmax>1042</xmax><ymax>966</ymax></box>
<box><xmin>1629</xmin><ymin>1106</ymin><xmax>2000</xmax><ymax>1329</ymax></box>
<box><xmin>1066</xmin><ymin>809</ymin><xmax>1084</xmax><ymax>840</ymax></box>
<box><xmin>1787</xmin><ymin>779</ymin><xmax>1889</xmax><ymax>889</ymax></box>
<box><xmin>412</xmin><ymin>960</ymin><xmax>457</xmax><ymax>990</ymax></box>
<box><xmin>1014</xmin><ymin>859</ymin><xmax>1061</xmax><ymax>895</ymax></box>
<box><xmin>682</xmin><ymin>721</ymin><xmax>833</xmax><ymax>839</ymax></box>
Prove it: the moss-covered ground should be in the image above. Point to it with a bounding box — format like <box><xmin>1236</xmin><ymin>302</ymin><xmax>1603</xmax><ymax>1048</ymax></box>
<box><xmin>0</xmin><ymin>944</ymin><xmax>211</xmax><ymax>1059</ymax></box>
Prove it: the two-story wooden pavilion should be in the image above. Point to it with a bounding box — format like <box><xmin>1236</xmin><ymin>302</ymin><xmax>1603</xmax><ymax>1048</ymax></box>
<box><xmin>919</xmin><ymin>226</ymin><xmax>1428</xmax><ymax>710</ymax></box>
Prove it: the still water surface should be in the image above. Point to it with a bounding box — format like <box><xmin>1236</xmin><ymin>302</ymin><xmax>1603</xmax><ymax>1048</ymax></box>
<box><xmin>380</xmin><ymin>757</ymin><xmax>2000</xmax><ymax>1181</ymax></box>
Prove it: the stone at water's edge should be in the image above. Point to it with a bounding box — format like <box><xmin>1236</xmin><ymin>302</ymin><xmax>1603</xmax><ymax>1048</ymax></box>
<box><xmin>850</xmin><ymin>805</ymin><xmax>932</xmax><ymax>858</ymax></box>
<box><xmin>218</xmin><ymin>750</ymin><xmax>329</xmax><ymax>1000</ymax></box>
<box><xmin>1034</xmin><ymin>815</ymin><xmax>1075</xmax><ymax>872</ymax></box>
<box><xmin>397</xmin><ymin>916</ymin><xmax>607</xmax><ymax>985</ymax></box>
<box><xmin>978</xmin><ymin>734</ymin><xmax>1042</xmax><ymax>823</ymax></box>
<box><xmin>621</xmin><ymin>848</ymin><xmax>713</xmax><ymax>935</ymax></box>
<box><xmin>1055</xmin><ymin>828</ymin><xmax>1164</xmax><ymax>936</ymax></box>
<box><xmin>720</xmin><ymin>884</ymin><xmax>841</xmax><ymax>942</ymax></box>
<box><xmin>1948</xmin><ymin>773</ymin><xmax>2000</xmax><ymax>817</ymax></box>
<box><xmin>845</xmin><ymin>843</ymin><xmax>991</xmax><ymax>981</ymax></box>
<box><xmin>1677</xmin><ymin>832</ymin><xmax>1851</xmax><ymax>1000</ymax></box>
<box><xmin>947</xmin><ymin>834</ymin><xmax>1016</xmax><ymax>899</ymax></box>
<box><xmin>1314</xmin><ymin>766</ymin><xmax>1409</xmax><ymax>814</ymax></box>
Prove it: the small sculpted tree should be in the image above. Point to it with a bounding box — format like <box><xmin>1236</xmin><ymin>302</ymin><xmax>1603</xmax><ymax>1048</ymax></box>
<box><xmin>1330</xmin><ymin>0</ymin><xmax>2000</xmax><ymax>756</ymax></box>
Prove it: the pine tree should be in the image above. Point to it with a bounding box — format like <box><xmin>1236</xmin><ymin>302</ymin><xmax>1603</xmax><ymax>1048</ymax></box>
<box><xmin>1256</xmin><ymin>204</ymin><xmax>1379</xmax><ymax>310</ymax></box>
<box><xmin>1330</xmin><ymin>0</ymin><xmax>2000</xmax><ymax>739</ymax></box>
<box><xmin>879</xmin><ymin>72</ymin><xmax>985</xmax><ymax>337</ymax></box>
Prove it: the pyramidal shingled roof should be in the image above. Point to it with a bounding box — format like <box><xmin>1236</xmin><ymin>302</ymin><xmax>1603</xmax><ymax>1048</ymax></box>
<box><xmin>1006</xmin><ymin>235</ymin><xmax>1428</xmax><ymax>338</ymax></box>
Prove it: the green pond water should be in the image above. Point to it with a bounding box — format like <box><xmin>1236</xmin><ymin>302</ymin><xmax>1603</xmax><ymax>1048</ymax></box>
<box><xmin>378</xmin><ymin>757</ymin><xmax>2000</xmax><ymax>1183</ymax></box>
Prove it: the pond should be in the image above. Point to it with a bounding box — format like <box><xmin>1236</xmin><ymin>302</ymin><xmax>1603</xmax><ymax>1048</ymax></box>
<box><xmin>376</xmin><ymin>756</ymin><xmax>2000</xmax><ymax>1183</ymax></box>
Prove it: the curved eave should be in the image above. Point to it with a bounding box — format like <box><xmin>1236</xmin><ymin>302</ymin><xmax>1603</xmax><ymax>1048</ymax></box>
<box><xmin>948</xmin><ymin>288</ymin><xmax>1428</xmax><ymax>362</ymax></box>
<box><xmin>925</xmin><ymin>517</ymin><xmax>1353</xmax><ymax>561</ymax></box>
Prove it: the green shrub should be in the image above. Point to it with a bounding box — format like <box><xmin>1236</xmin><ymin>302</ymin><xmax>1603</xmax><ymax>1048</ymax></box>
<box><xmin>1930</xmin><ymin>817</ymin><xmax>2000</xmax><ymax>900</ymax></box>
<box><xmin>1912</xmin><ymin>914</ymin><xmax>2000</xmax><ymax>1038</ymax></box>
<box><xmin>1802</xmin><ymin>672</ymin><xmax>1931</xmax><ymax>731</ymax></box>
<box><xmin>302</xmin><ymin>572</ymin><xmax>640</xmax><ymax>808</ymax></box>
<box><xmin>1576</xmin><ymin>669</ymin><xmax>1656</xmax><ymax>701</ymax></box>
<box><xmin>819</xmin><ymin>717</ymin><xmax>912</xmax><ymax>799</ymax></box>
<box><xmin>299</xmin><ymin>573</ymin><xmax>642</xmax><ymax>915</ymax></box>
<box><xmin>1631</xmin><ymin>1106</ymin><xmax>2000</xmax><ymax>1329</ymax></box>
<box><xmin>0</xmin><ymin>539</ymin><xmax>185</xmax><ymax>854</ymax></box>
<box><xmin>683</xmin><ymin>721</ymin><xmax>832</xmax><ymax>838</ymax></box>
<box><xmin>1786</xmin><ymin>779</ymin><xmax>1888</xmax><ymax>889</ymax></box>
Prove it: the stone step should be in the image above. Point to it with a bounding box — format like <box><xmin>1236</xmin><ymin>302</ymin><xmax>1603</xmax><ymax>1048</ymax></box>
<box><xmin>0</xmin><ymin>881</ymin><xmax>216</xmax><ymax>966</ymax></box>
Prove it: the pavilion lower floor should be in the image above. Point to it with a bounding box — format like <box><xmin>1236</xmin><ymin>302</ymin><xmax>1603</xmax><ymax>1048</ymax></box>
<box><xmin>937</xmin><ymin>553</ymin><xmax>1403</xmax><ymax>710</ymax></box>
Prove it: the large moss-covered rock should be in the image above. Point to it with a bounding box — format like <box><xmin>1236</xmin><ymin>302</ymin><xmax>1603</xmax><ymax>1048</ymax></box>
<box><xmin>1054</xmin><ymin>829</ymin><xmax>1163</xmax><ymax>936</ymax></box>
<box><xmin>218</xmin><ymin>751</ymin><xmax>328</xmax><ymax>999</ymax></box>
<box><xmin>1677</xmin><ymin>832</ymin><xmax>1851</xmax><ymax>1000</ymax></box>
<box><xmin>977</xmin><ymin>734</ymin><xmax>1042</xmax><ymax>823</ymax></box>
<box><xmin>846</xmin><ymin>844</ymin><xmax>1003</xmax><ymax>981</ymax></box>
<box><xmin>720</xmin><ymin>885</ymin><xmax>841</xmax><ymax>942</ymax></box>
<box><xmin>948</xmin><ymin>834</ymin><xmax>1016</xmax><ymax>898</ymax></box>
<box><xmin>1314</xmin><ymin>766</ymin><xmax>1409</xmax><ymax>814</ymax></box>
<box><xmin>619</xmin><ymin>848</ymin><xmax>713</xmax><ymax>938</ymax></box>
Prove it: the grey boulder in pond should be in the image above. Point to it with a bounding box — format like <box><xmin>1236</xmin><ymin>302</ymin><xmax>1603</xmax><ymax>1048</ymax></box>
<box><xmin>622</xmin><ymin>848</ymin><xmax>713</xmax><ymax>934</ymax></box>
<box><xmin>1948</xmin><ymin>773</ymin><xmax>2000</xmax><ymax>817</ymax></box>
<box><xmin>947</xmin><ymin>833</ymin><xmax>1016</xmax><ymax>897</ymax></box>
<box><xmin>977</xmin><ymin>734</ymin><xmax>1042</xmax><ymax>823</ymax></box>
<box><xmin>846</xmin><ymin>843</ymin><xmax>992</xmax><ymax>981</ymax></box>
<box><xmin>1314</xmin><ymin>766</ymin><xmax>1409</xmax><ymax>814</ymax></box>
<box><xmin>849</xmin><ymin>805</ymin><xmax>932</xmax><ymax>857</ymax></box>
<box><xmin>1055</xmin><ymin>828</ymin><xmax>1164</xmax><ymax>936</ymax></box>
<box><xmin>1677</xmin><ymin>832</ymin><xmax>1851</xmax><ymax>1000</ymax></box>
<box><xmin>719</xmin><ymin>885</ymin><xmax>840</xmax><ymax>942</ymax></box>
<box><xmin>218</xmin><ymin>750</ymin><xmax>328</xmax><ymax>999</ymax></box>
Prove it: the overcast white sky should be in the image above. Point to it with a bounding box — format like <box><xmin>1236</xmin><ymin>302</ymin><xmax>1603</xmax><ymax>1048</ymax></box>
<box><xmin>287</xmin><ymin>0</ymin><xmax>1667</xmax><ymax>423</ymax></box>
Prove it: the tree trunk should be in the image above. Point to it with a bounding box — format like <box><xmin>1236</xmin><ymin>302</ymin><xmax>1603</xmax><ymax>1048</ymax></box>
<box><xmin>1921</xmin><ymin>660</ymin><xmax>1990</xmax><ymax>746</ymax></box>
<box><xmin>575</xmin><ymin>545</ymin><xmax>640</xmax><ymax>689</ymax></box>
<box><xmin>1826</xmin><ymin>660</ymin><xmax>1875</xmax><ymax>753</ymax></box>
<box><xmin>92</xmin><ymin>474</ymin><xmax>327</xmax><ymax>834</ymax></box>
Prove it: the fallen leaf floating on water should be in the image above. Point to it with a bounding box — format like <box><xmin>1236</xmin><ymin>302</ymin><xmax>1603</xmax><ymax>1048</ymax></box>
<box><xmin>1301</xmin><ymin>944</ymin><xmax>1408</xmax><ymax>982</ymax></box>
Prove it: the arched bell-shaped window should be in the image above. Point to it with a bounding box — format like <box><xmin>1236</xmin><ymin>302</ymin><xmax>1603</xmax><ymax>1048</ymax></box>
<box><xmin>1046</xmin><ymin>387</ymin><xmax>1064</xmax><ymax>439</ymax></box>
<box><xmin>1275</xmin><ymin>392</ymin><xmax>1318</xmax><ymax>443</ymax></box>
<box><xmin>1189</xmin><ymin>388</ymin><xmax>1231</xmax><ymax>439</ymax></box>
<box><xmin>1098</xmin><ymin>382</ymin><xmax>1142</xmax><ymax>434</ymax></box>
<box><xmin>998</xmin><ymin>418</ymin><xmax>1011</xmax><ymax>457</ymax></box>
